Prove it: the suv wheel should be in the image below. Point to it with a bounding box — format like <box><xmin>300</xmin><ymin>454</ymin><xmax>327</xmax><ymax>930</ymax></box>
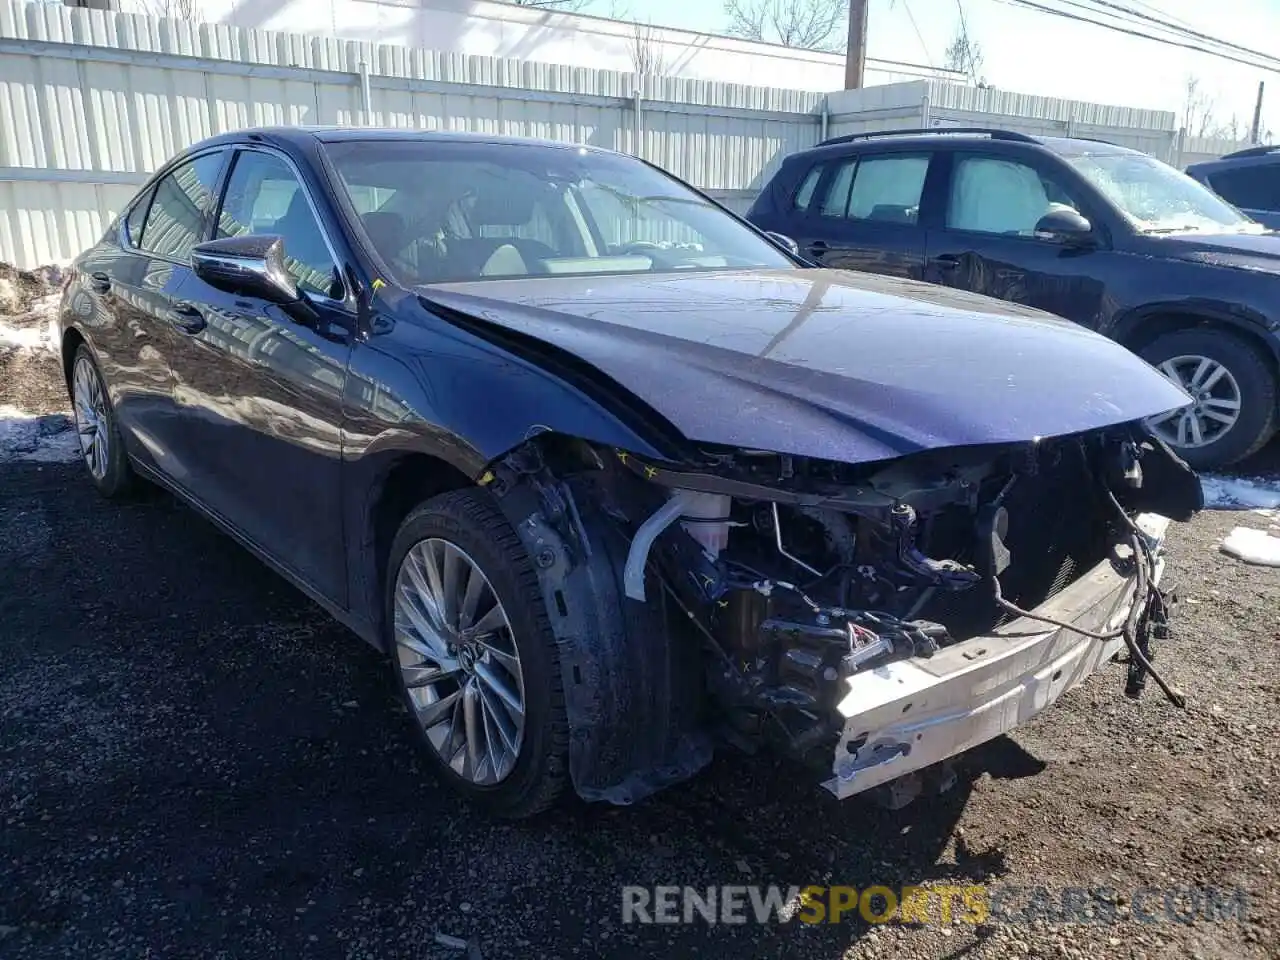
<box><xmin>1140</xmin><ymin>329</ymin><xmax>1277</xmax><ymax>470</ymax></box>
<box><xmin>385</xmin><ymin>489</ymin><xmax>568</xmax><ymax>818</ymax></box>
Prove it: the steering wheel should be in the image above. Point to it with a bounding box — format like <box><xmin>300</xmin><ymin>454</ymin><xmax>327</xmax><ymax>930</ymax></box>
<box><xmin>619</xmin><ymin>241</ymin><xmax>662</xmax><ymax>255</ymax></box>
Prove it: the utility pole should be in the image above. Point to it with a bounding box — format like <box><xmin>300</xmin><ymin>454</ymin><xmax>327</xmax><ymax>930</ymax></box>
<box><xmin>845</xmin><ymin>0</ymin><xmax>869</xmax><ymax>90</ymax></box>
<box><xmin>1250</xmin><ymin>81</ymin><xmax>1265</xmax><ymax>144</ymax></box>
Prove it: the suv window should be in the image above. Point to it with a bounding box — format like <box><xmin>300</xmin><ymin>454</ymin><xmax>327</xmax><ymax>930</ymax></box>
<box><xmin>792</xmin><ymin>165</ymin><xmax>823</xmax><ymax>211</ymax></box>
<box><xmin>1208</xmin><ymin>165</ymin><xmax>1280</xmax><ymax>212</ymax></box>
<box><xmin>948</xmin><ymin>154</ymin><xmax>1085</xmax><ymax>237</ymax></box>
<box><xmin>216</xmin><ymin>151</ymin><xmax>340</xmax><ymax>298</ymax></box>
<box><xmin>819</xmin><ymin>154</ymin><xmax>929</xmax><ymax>224</ymax></box>
<box><xmin>139</xmin><ymin>152</ymin><xmax>225</xmax><ymax>261</ymax></box>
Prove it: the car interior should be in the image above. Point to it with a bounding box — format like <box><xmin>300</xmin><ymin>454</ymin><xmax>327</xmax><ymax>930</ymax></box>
<box><xmin>336</xmin><ymin>158</ymin><xmax>742</xmax><ymax>284</ymax></box>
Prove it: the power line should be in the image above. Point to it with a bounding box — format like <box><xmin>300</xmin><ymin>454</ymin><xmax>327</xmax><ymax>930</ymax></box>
<box><xmin>991</xmin><ymin>0</ymin><xmax>1280</xmax><ymax>73</ymax></box>
<box><xmin>1007</xmin><ymin>0</ymin><xmax>1280</xmax><ymax>68</ymax></box>
<box><xmin>1078</xmin><ymin>0</ymin><xmax>1280</xmax><ymax>67</ymax></box>
<box><xmin>1125</xmin><ymin>0</ymin><xmax>1194</xmax><ymax>30</ymax></box>
<box><xmin>900</xmin><ymin>0</ymin><xmax>934</xmax><ymax>67</ymax></box>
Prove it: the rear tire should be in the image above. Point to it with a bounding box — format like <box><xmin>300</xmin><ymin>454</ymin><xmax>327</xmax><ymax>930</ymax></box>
<box><xmin>1139</xmin><ymin>328</ymin><xmax>1277</xmax><ymax>470</ymax></box>
<box><xmin>384</xmin><ymin>489</ymin><xmax>568</xmax><ymax>819</ymax></box>
<box><xmin>69</xmin><ymin>345</ymin><xmax>134</xmax><ymax>499</ymax></box>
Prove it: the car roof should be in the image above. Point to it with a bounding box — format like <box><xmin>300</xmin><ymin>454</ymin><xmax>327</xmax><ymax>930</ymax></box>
<box><xmin>182</xmin><ymin>126</ymin><xmax>611</xmax><ymax>155</ymax></box>
<box><xmin>788</xmin><ymin>130</ymin><xmax>1141</xmax><ymax>163</ymax></box>
<box><xmin>1187</xmin><ymin>145</ymin><xmax>1280</xmax><ymax>175</ymax></box>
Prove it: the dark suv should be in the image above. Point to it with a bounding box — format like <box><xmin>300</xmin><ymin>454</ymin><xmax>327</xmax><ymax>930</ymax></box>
<box><xmin>747</xmin><ymin>128</ymin><xmax>1280</xmax><ymax>469</ymax></box>
<box><xmin>1186</xmin><ymin>145</ymin><xmax>1280</xmax><ymax>230</ymax></box>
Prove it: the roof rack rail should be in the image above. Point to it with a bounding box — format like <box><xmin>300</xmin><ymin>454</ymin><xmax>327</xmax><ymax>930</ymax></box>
<box><xmin>1221</xmin><ymin>144</ymin><xmax>1280</xmax><ymax>159</ymax></box>
<box><xmin>817</xmin><ymin>127</ymin><xmax>1039</xmax><ymax>147</ymax></box>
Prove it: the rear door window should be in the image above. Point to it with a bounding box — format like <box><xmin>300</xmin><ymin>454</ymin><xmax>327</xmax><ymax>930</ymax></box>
<box><xmin>1208</xmin><ymin>165</ymin><xmax>1280</xmax><ymax>212</ymax></box>
<box><xmin>139</xmin><ymin>151</ymin><xmax>226</xmax><ymax>262</ymax></box>
<box><xmin>819</xmin><ymin>154</ymin><xmax>930</xmax><ymax>224</ymax></box>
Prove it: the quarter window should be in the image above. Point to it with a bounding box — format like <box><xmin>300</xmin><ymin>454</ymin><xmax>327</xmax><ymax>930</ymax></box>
<box><xmin>124</xmin><ymin>189</ymin><xmax>153</xmax><ymax>248</ymax></box>
<box><xmin>820</xmin><ymin>155</ymin><xmax>929</xmax><ymax>224</ymax></box>
<box><xmin>792</xmin><ymin>164</ymin><xmax>823</xmax><ymax>211</ymax></box>
<box><xmin>947</xmin><ymin>155</ymin><xmax>1086</xmax><ymax>236</ymax></box>
<box><xmin>139</xmin><ymin>152</ymin><xmax>225</xmax><ymax>261</ymax></box>
<box><xmin>216</xmin><ymin>151</ymin><xmax>340</xmax><ymax>298</ymax></box>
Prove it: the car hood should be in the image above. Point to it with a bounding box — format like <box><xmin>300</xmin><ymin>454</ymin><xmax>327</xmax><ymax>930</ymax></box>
<box><xmin>1149</xmin><ymin>229</ymin><xmax>1280</xmax><ymax>274</ymax></box>
<box><xmin>424</xmin><ymin>269</ymin><xmax>1191</xmax><ymax>464</ymax></box>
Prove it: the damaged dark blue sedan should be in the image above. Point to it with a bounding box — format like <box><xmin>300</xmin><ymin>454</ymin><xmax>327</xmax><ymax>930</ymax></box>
<box><xmin>59</xmin><ymin>128</ymin><xmax>1203</xmax><ymax>817</ymax></box>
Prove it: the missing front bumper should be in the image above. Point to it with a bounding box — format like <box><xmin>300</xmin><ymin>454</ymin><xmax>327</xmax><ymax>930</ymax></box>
<box><xmin>823</xmin><ymin>513</ymin><xmax>1170</xmax><ymax>800</ymax></box>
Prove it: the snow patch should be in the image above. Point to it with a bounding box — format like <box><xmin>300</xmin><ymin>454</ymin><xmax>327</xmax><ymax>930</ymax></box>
<box><xmin>0</xmin><ymin>293</ymin><xmax>60</xmax><ymax>355</ymax></box>
<box><xmin>1220</xmin><ymin>527</ymin><xmax>1280</xmax><ymax>567</ymax></box>
<box><xmin>0</xmin><ymin>405</ymin><xmax>80</xmax><ymax>464</ymax></box>
<box><xmin>1200</xmin><ymin>473</ymin><xmax>1280</xmax><ymax>511</ymax></box>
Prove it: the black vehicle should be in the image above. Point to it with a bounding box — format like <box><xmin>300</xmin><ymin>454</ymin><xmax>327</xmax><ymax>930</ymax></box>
<box><xmin>1186</xmin><ymin>145</ymin><xmax>1280</xmax><ymax>231</ymax></box>
<box><xmin>747</xmin><ymin>128</ymin><xmax>1280</xmax><ymax>470</ymax></box>
<box><xmin>60</xmin><ymin>128</ymin><xmax>1200</xmax><ymax>818</ymax></box>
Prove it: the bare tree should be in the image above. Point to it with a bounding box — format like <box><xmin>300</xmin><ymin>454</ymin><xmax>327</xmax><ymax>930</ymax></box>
<box><xmin>1181</xmin><ymin>74</ymin><xmax>1218</xmax><ymax>138</ymax></box>
<box><xmin>141</xmin><ymin>0</ymin><xmax>203</xmax><ymax>17</ymax></box>
<box><xmin>943</xmin><ymin>18</ymin><xmax>983</xmax><ymax>83</ymax></box>
<box><xmin>1214</xmin><ymin>113</ymin><xmax>1244</xmax><ymax>141</ymax></box>
<box><xmin>723</xmin><ymin>0</ymin><xmax>848</xmax><ymax>53</ymax></box>
<box><xmin>629</xmin><ymin>20</ymin><xmax>667</xmax><ymax>76</ymax></box>
<box><xmin>504</xmin><ymin>0</ymin><xmax>596</xmax><ymax>11</ymax></box>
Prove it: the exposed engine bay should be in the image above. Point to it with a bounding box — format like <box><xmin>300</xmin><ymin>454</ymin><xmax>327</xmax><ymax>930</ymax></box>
<box><xmin>486</xmin><ymin>425</ymin><xmax>1203</xmax><ymax>806</ymax></box>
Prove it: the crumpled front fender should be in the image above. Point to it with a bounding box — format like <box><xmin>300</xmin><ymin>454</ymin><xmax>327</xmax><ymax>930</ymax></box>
<box><xmin>492</xmin><ymin>469</ymin><xmax>711</xmax><ymax>805</ymax></box>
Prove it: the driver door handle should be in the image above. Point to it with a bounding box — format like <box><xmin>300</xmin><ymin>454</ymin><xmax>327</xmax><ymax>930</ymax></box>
<box><xmin>168</xmin><ymin>302</ymin><xmax>207</xmax><ymax>335</ymax></box>
<box><xmin>933</xmin><ymin>254</ymin><xmax>961</xmax><ymax>271</ymax></box>
<box><xmin>808</xmin><ymin>240</ymin><xmax>829</xmax><ymax>256</ymax></box>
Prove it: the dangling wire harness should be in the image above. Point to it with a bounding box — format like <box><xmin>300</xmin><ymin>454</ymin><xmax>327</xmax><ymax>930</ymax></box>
<box><xmin>989</xmin><ymin>482</ymin><xmax>1186</xmax><ymax>708</ymax></box>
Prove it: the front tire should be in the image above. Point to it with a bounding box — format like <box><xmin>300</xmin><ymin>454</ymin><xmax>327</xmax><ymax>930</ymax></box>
<box><xmin>385</xmin><ymin>489</ymin><xmax>568</xmax><ymax>818</ymax></box>
<box><xmin>69</xmin><ymin>345</ymin><xmax>134</xmax><ymax>498</ymax></box>
<box><xmin>1140</xmin><ymin>328</ymin><xmax>1277</xmax><ymax>470</ymax></box>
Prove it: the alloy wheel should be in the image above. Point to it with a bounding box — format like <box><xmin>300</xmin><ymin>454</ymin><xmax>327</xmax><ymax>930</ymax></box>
<box><xmin>1147</xmin><ymin>354</ymin><xmax>1242</xmax><ymax>450</ymax></box>
<box><xmin>393</xmin><ymin>538</ymin><xmax>526</xmax><ymax>785</ymax></box>
<box><xmin>72</xmin><ymin>355</ymin><xmax>110</xmax><ymax>479</ymax></box>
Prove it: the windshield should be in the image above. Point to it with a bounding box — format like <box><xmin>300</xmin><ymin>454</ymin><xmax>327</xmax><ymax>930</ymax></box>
<box><xmin>1068</xmin><ymin>151</ymin><xmax>1259</xmax><ymax>234</ymax></box>
<box><xmin>323</xmin><ymin>140</ymin><xmax>793</xmax><ymax>285</ymax></box>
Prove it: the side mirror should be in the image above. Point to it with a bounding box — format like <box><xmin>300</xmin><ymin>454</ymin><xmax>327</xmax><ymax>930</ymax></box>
<box><xmin>763</xmin><ymin>231</ymin><xmax>801</xmax><ymax>256</ymax></box>
<box><xmin>191</xmin><ymin>235</ymin><xmax>300</xmax><ymax>304</ymax></box>
<box><xmin>1033</xmin><ymin>208</ymin><xmax>1094</xmax><ymax>247</ymax></box>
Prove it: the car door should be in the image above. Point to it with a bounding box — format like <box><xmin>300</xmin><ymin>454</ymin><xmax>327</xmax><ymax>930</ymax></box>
<box><xmin>794</xmin><ymin>151</ymin><xmax>934</xmax><ymax>279</ymax></box>
<box><xmin>1201</xmin><ymin>163</ymin><xmax>1280</xmax><ymax>228</ymax></box>
<box><xmin>168</xmin><ymin>146</ymin><xmax>354</xmax><ymax>602</ymax></box>
<box><xmin>923</xmin><ymin>151</ymin><xmax>1109</xmax><ymax>327</ymax></box>
<box><xmin>80</xmin><ymin>151</ymin><xmax>228</xmax><ymax>471</ymax></box>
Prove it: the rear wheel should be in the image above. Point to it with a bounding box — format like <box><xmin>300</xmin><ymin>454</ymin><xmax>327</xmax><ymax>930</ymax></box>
<box><xmin>385</xmin><ymin>489</ymin><xmax>568</xmax><ymax>818</ymax></box>
<box><xmin>70</xmin><ymin>345</ymin><xmax>134</xmax><ymax>498</ymax></box>
<box><xmin>1140</xmin><ymin>328</ymin><xmax>1277</xmax><ymax>470</ymax></box>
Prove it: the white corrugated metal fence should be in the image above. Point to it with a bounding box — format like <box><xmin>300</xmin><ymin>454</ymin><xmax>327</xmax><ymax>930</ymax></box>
<box><xmin>0</xmin><ymin>0</ymin><xmax>823</xmax><ymax>265</ymax></box>
<box><xmin>0</xmin><ymin>0</ymin><xmax>1241</xmax><ymax>267</ymax></box>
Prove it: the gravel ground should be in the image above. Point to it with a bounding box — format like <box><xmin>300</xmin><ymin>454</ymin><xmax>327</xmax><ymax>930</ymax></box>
<box><xmin>1</xmin><ymin>292</ymin><xmax>1278</xmax><ymax>959</ymax></box>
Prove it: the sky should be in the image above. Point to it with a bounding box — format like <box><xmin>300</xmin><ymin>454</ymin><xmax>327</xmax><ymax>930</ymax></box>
<box><xmin>593</xmin><ymin>0</ymin><xmax>1280</xmax><ymax>139</ymax></box>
